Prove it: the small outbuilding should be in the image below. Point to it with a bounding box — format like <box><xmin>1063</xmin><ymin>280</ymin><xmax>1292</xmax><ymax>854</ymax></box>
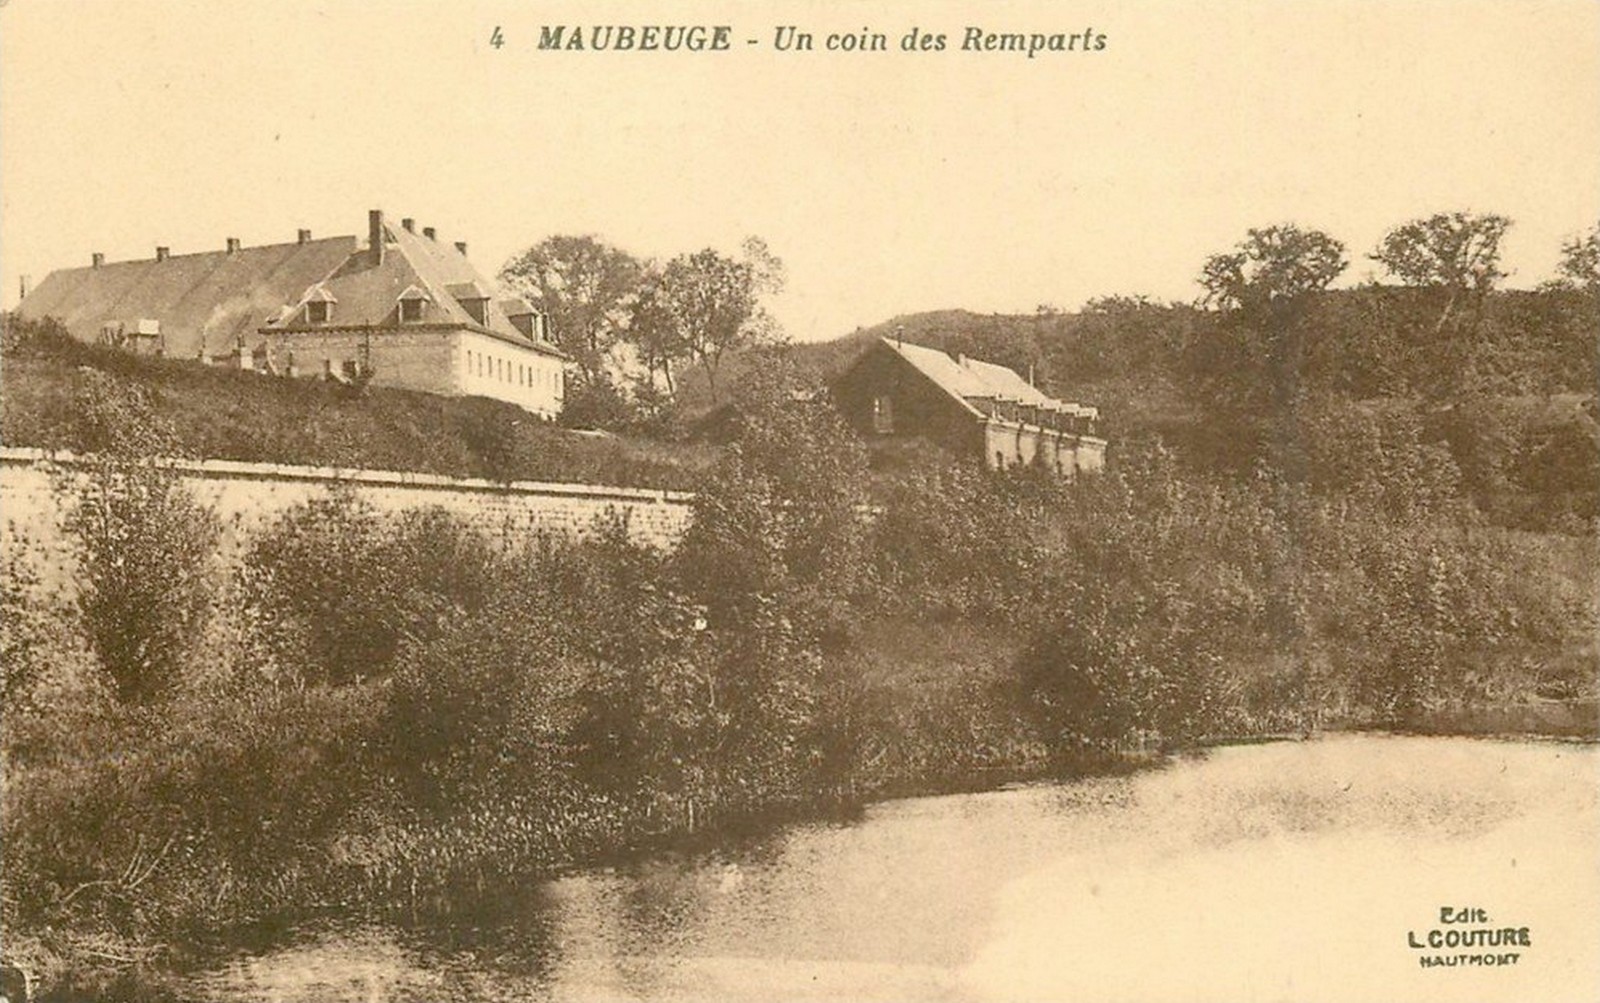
<box><xmin>831</xmin><ymin>337</ymin><xmax>1106</xmax><ymax>474</ymax></box>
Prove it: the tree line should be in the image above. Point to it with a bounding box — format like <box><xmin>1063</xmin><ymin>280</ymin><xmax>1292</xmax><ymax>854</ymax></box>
<box><xmin>498</xmin><ymin>234</ymin><xmax>786</xmax><ymax>426</ymax></box>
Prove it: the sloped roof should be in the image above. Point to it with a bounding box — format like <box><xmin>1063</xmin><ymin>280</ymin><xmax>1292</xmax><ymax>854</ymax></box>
<box><xmin>16</xmin><ymin>237</ymin><xmax>359</xmax><ymax>358</ymax></box>
<box><xmin>958</xmin><ymin>355</ymin><xmax>1049</xmax><ymax>405</ymax></box>
<box><xmin>19</xmin><ymin>214</ymin><xmax>567</xmax><ymax>361</ymax></box>
<box><xmin>268</xmin><ymin>220</ymin><xmax>564</xmax><ymax>358</ymax></box>
<box><xmin>884</xmin><ymin>340</ymin><xmax>992</xmax><ymax>412</ymax></box>
<box><xmin>880</xmin><ymin>337</ymin><xmax>1098</xmax><ymax>420</ymax></box>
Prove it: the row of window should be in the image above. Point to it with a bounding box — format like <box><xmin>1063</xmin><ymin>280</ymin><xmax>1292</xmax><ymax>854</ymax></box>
<box><xmin>467</xmin><ymin>349</ymin><xmax>560</xmax><ymax>393</ymax></box>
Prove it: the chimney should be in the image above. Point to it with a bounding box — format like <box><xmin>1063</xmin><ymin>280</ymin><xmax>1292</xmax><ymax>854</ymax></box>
<box><xmin>368</xmin><ymin>210</ymin><xmax>385</xmax><ymax>267</ymax></box>
<box><xmin>18</xmin><ymin>275</ymin><xmax>31</xmax><ymax>300</ymax></box>
<box><xmin>423</xmin><ymin>226</ymin><xmax>436</xmax><ymax>240</ymax></box>
<box><xmin>454</xmin><ymin>241</ymin><xmax>467</xmax><ymax>256</ymax></box>
<box><xmin>155</xmin><ymin>246</ymin><xmax>170</xmax><ymax>261</ymax></box>
<box><xmin>92</xmin><ymin>252</ymin><xmax>105</xmax><ymax>269</ymax></box>
<box><xmin>297</xmin><ymin>228</ymin><xmax>312</xmax><ymax>244</ymax></box>
<box><xmin>226</xmin><ymin>237</ymin><xmax>241</xmax><ymax>254</ymax></box>
<box><xmin>401</xmin><ymin>217</ymin><xmax>415</xmax><ymax>233</ymax></box>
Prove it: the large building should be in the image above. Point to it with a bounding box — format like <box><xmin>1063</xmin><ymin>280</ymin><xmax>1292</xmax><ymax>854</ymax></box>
<box><xmin>16</xmin><ymin>210</ymin><xmax>565</xmax><ymax>418</ymax></box>
<box><xmin>832</xmin><ymin>337</ymin><xmax>1106</xmax><ymax>474</ymax></box>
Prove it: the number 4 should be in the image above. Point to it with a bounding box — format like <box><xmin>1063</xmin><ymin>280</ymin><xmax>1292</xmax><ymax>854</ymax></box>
<box><xmin>490</xmin><ymin>25</ymin><xmax>504</xmax><ymax>49</ymax></box>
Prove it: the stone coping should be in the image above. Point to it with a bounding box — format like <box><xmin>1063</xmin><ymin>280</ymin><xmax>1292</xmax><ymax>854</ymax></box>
<box><xmin>0</xmin><ymin>446</ymin><xmax>695</xmax><ymax>505</ymax></box>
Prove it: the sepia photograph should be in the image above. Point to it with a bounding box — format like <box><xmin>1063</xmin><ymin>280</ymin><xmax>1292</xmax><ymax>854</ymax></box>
<box><xmin>0</xmin><ymin>1</ymin><xmax>1596</xmax><ymax>1000</ymax></box>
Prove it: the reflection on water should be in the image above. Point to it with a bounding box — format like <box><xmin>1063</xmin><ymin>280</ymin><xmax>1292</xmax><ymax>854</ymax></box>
<box><xmin>196</xmin><ymin>734</ymin><xmax>1599</xmax><ymax>1003</ymax></box>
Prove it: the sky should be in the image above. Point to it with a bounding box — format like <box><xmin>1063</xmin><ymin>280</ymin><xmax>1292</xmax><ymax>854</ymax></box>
<box><xmin>2</xmin><ymin>0</ymin><xmax>1598</xmax><ymax>342</ymax></box>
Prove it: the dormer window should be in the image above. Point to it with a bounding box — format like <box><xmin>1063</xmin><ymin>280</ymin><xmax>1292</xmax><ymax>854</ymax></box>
<box><xmin>448</xmin><ymin>282</ymin><xmax>491</xmax><ymax>326</ymax></box>
<box><xmin>303</xmin><ymin>285</ymin><xmax>337</xmax><ymax>324</ymax></box>
<box><xmin>500</xmin><ymin>297</ymin><xmax>542</xmax><ymax>340</ymax></box>
<box><xmin>397</xmin><ymin>285</ymin><xmax>430</xmax><ymax>323</ymax></box>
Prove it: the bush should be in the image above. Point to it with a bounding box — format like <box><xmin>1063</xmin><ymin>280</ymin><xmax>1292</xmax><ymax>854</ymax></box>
<box><xmin>1015</xmin><ymin>582</ymin><xmax>1225</xmax><ymax>752</ymax></box>
<box><xmin>239</xmin><ymin>496</ymin><xmax>496</xmax><ymax>684</ymax></box>
<box><xmin>54</xmin><ymin>373</ymin><xmax>219</xmax><ymax>704</ymax></box>
<box><xmin>0</xmin><ymin>538</ymin><xmax>53</xmax><ymax>713</ymax></box>
<box><xmin>675</xmin><ymin>370</ymin><xmax>870</xmax><ymax>637</ymax></box>
<box><xmin>2</xmin><ymin>678</ymin><xmax>385</xmax><ymax>935</ymax></box>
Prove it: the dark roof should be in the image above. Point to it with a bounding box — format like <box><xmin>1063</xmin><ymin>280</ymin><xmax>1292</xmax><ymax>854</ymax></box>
<box><xmin>268</xmin><ymin>220</ymin><xmax>563</xmax><ymax>357</ymax></box>
<box><xmin>18</xmin><ymin>214</ymin><xmax>566</xmax><ymax>360</ymax></box>
<box><xmin>878</xmin><ymin>338</ymin><xmax>1098</xmax><ymax>419</ymax></box>
<box><xmin>16</xmin><ymin>237</ymin><xmax>358</xmax><ymax>358</ymax></box>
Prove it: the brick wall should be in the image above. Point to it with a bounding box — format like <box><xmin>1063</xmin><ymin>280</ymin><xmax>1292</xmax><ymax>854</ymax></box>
<box><xmin>0</xmin><ymin>447</ymin><xmax>694</xmax><ymax>586</ymax></box>
<box><xmin>265</xmin><ymin>328</ymin><xmax>457</xmax><ymax>395</ymax></box>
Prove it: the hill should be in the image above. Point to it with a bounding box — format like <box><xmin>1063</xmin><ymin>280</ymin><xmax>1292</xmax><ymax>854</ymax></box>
<box><xmin>678</xmin><ymin>288</ymin><xmax>1596</xmax><ymax>531</ymax></box>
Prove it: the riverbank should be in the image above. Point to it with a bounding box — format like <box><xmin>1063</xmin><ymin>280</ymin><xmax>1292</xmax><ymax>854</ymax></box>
<box><xmin>11</xmin><ymin>702</ymin><xmax>1596</xmax><ymax>1003</ymax></box>
<box><xmin>13</xmin><ymin>731</ymin><xmax>1599</xmax><ymax>1003</ymax></box>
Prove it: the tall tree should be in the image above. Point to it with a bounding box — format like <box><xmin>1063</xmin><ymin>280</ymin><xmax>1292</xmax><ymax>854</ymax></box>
<box><xmin>629</xmin><ymin>238</ymin><xmax>785</xmax><ymax>404</ymax></box>
<box><xmin>1199</xmin><ymin>224</ymin><xmax>1348</xmax><ymax>321</ymax></box>
<box><xmin>1369</xmin><ymin>211</ymin><xmax>1511</xmax><ymax>336</ymax></box>
<box><xmin>499</xmin><ymin>235</ymin><xmax>644</xmax><ymax>385</ymax></box>
<box><xmin>1194</xmin><ymin>224</ymin><xmax>1347</xmax><ymax>473</ymax></box>
<box><xmin>1555</xmin><ymin>219</ymin><xmax>1600</xmax><ymax>291</ymax></box>
<box><xmin>1197</xmin><ymin>224</ymin><xmax>1348</xmax><ymax>385</ymax></box>
<box><xmin>628</xmin><ymin>275</ymin><xmax>688</xmax><ymax>396</ymax></box>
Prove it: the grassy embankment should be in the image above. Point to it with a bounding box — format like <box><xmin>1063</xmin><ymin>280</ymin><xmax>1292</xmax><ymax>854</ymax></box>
<box><xmin>0</xmin><ymin>328</ymin><xmax>712</xmax><ymax>489</ymax></box>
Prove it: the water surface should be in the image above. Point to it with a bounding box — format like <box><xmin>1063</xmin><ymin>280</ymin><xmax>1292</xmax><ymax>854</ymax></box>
<box><xmin>196</xmin><ymin>734</ymin><xmax>1600</xmax><ymax>1002</ymax></box>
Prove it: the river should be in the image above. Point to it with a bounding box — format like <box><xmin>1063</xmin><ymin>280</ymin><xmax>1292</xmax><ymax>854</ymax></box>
<box><xmin>192</xmin><ymin>734</ymin><xmax>1599</xmax><ymax>1002</ymax></box>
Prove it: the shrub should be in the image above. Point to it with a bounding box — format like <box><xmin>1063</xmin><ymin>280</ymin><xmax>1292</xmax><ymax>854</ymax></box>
<box><xmin>1</xmin><ymin>678</ymin><xmax>385</xmax><ymax>934</ymax></box>
<box><xmin>675</xmin><ymin>370</ymin><xmax>870</xmax><ymax>637</ymax></box>
<box><xmin>0</xmin><ymin>538</ymin><xmax>53</xmax><ymax>713</ymax></box>
<box><xmin>52</xmin><ymin>372</ymin><xmax>219</xmax><ymax>704</ymax></box>
<box><xmin>239</xmin><ymin>496</ymin><xmax>496</xmax><ymax>684</ymax></box>
<box><xmin>1015</xmin><ymin>582</ymin><xmax>1226</xmax><ymax>752</ymax></box>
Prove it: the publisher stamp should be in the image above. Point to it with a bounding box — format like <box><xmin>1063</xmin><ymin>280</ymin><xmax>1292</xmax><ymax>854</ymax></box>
<box><xmin>1407</xmin><ymin>906</ymin><xmax>1533</xmax><ymax>970</ymax></box>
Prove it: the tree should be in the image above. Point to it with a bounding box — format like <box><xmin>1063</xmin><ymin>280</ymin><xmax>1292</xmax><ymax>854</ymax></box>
<box><xmin>1193</xmin><ymin>225</ymin><xmax>1348</xmax><ymax>470</ymax></box>
<box><xmin>1555</xmin><ymin>219</ymin><xmax>1600</xmax><ymax>291</ymax></box>
<box><xmin>499</xmin><ymin>235</ymin><xmax>644</xmax><ymax>385</ymax></box>
<box><xmin>631</xmin><ymin>238</ymin><xmax>785</xmax><ymax>404</ymax></box>
<box><xmin>628</xmin><ymin>275</ymin><xmax>688</xmax><ymax>396</ymax></box>
<box><xmin>1370</xmin><ymin>211</ymin><xmax>1512</xmax><ymax>336</ymax></box>
<box><xmin>1199</xmin><ymin>224</ymin><xmax>1348</xmax><ymax>320</ymax></box>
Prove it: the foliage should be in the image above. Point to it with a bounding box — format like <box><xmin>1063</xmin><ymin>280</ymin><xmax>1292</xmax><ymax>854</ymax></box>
<box><xmin>238</xmin><ymin>496</ymin><xmax>496</xmax><ymax>685</ymax></box>
<box><xmin>498</xmin><ymin>235</ymin><xmax>645</xmax><ymax>384</ymax></box>
<box><xmin>1554</xmin><ymin>219</ymin><xmax>1600</xmax><ymax>291</ymax></box>
<box><xmin>557</xmin><ymin>372</ymin><xmax>638</xmax><ymax>431</ymax></box>
<box><xmin>676</xmin><ymin>366</ymin><xmax>869</xmax><ymax>632</ymax></box>
<box><xmin>1371</xmin><ymin>212</ymin><xmax>1512</xmax><ymax>292</ymax></box>
<box><xmin>1016</xmin><ymin>583</ymin><xmax>1224</xmax><ymax>752</ymax></box>
<box><xmin>1198</xmin><ymin>224</ymin><xmax>1348</xmax><ymax>320</ymax></box>
<box><xmin>631</xmin><ymin>239</ymin><xmax>786</xmax><ymax>403</ymax></box>
<box><xmin>56</xmin><ymin>373</ymin><xmax>219</xmax><ymax>704</ymax></box>
<box><xmin>0</xmin><ymin>540</ymin><xmax>53</xmax><ymax>713</ymax></box>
